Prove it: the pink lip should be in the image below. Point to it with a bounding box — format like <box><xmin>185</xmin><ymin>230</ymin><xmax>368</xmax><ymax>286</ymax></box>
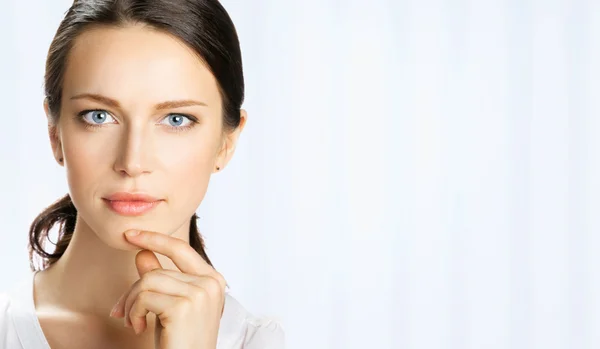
<box><xmin>102</xmin><ymin>192</ymin><xmax>163</xmax><ymax>216</ymax></box>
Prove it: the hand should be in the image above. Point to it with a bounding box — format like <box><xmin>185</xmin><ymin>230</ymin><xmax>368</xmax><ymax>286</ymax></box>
<box><xmin>109</xmin><ymin>229</ymin><xmax>227</xmax><ymax>349</ymax></box>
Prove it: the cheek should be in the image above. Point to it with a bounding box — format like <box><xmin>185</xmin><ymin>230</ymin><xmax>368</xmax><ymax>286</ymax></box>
<box><xmin>162</xmin><ymin>142</ymin><xmax>215</xmax><ymax>211</ymax></box>
<box><xmin>61</xmin><ymin>130</ymin><xmax>110</xmax><ymax>208</ymax></box>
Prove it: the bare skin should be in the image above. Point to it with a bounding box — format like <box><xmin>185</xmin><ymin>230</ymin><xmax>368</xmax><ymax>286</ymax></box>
<box><xmin>35</xmin><ymin>23</ymin><xmax>246</xmax><ymax>348</ymax></box>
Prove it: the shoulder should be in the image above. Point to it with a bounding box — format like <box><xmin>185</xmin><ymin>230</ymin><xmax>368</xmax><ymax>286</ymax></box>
<box><xmin>0</xmin><ymin>272</ymin><xmax>42</xmax><ymax>348</ymax></box>
<box><xmin>0</xmin><ymin>289</ymin><xmax>21</xmax><ymax>347</ymax></box>
<box><xmin>0</xmin><ymin>281</ymin><xmax>22</xmax><ymax>324</ymax></box>
<box><xmin>218</xmin><ymin>292</ymin><xmax>285</xmax><ymax>349</ymax></box>
<box><xmin>0</xmin><ymin>292</ymin><xmax>11</xmax><ymax>324</ymax></box>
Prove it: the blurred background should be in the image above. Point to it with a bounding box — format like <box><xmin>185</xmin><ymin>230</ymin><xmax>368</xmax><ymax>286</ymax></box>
<box><xmin>1</xmin><ymin>0</ymin><xmax>599</xmax><ymax>348</ymax></box>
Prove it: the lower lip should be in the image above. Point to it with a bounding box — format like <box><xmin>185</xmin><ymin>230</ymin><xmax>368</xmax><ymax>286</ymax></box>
<box><xmin>103</xmin><ymin>199</ymin><xmax>161</xmax><ymax>216</ymax></box>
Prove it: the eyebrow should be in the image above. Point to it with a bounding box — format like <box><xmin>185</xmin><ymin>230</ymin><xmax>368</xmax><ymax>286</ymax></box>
<box><xmin>69</xmin><ymin>93</ymin><xmax>208</xmax><ymax>110</ymax></box>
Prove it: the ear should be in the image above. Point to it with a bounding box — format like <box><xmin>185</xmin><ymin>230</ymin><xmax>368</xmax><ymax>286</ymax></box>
<box><xmin>214</xmin><ymin>109</ymin><xmax>247</xmax><ymax>173</ymax></box>
<box><xmin>44</xmin><ymin>98</ymin><xmax>64</xmax><ymax>166</ymax></box>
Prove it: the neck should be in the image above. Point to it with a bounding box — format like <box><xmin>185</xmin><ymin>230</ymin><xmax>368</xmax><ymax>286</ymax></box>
<box><xmin>35</xmin><ymin>216</ymin><xmax>191</xmax><ymax>325</ymax></box>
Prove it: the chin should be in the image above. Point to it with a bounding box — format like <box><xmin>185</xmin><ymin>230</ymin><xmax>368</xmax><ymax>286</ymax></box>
<box><xmin>77</xmin><ymin>214</ymin><xmax>142</xmax><ymax>249</ymax></box>
<box><xmin>90</xmin><ymin>225</ymin><xmax>139</xmax><ymax>250</ymax></box>
<box><xmin>77</xmin><ymin>203</ymin><xmax>189</xmax><ymax>247</ymax></box>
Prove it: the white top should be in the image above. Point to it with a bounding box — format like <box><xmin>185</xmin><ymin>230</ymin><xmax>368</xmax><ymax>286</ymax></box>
<box><xmin>0</xmin><ymin>271</ymin><xmax>284</xmax><ymax>349</ymax></box>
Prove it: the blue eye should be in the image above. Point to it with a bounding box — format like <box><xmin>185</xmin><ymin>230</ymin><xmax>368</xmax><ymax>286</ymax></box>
<box><xmin>81</xmin><ymin>110</ymin><xmax>115</xmax><ymax>124</ymax></box>
<box><xmin>76</xmin><ymin>109</ymin><xmax>196</xmax><ymax>132</ymax></box>
<box><xmin>161</xmin><ymin>114</ymin><xmax>193</xmax><ymax>127</ymax></box>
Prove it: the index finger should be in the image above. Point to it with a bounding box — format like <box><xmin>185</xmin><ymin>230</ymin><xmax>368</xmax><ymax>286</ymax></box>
<box><xmin>124</xmin><ymin>229</ymin><xmax>213</xmax><ymax>276</ymax></box>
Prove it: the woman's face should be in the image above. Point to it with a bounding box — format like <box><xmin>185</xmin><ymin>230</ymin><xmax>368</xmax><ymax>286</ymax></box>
<box><xmin>45</xmin><ymin>24</ymin><xmax>245</xmax><ymax>249</ymax></box>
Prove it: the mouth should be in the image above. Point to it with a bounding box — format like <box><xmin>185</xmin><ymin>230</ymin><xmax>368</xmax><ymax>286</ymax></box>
<box><xmin>102</xmin><ymin>192</ymin><xmax>164</xmax><ymax>216</ymax></box>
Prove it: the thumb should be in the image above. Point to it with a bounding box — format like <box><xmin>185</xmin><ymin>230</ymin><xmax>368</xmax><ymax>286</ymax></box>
<box><xmin>135</xmin><ymin>249</ymin><xmax>163</xmax><ymax>277</ymax></box>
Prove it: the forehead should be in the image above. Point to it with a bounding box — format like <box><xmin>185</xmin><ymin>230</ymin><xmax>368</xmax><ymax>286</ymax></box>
<box><xmin>62</xmin><ymin>24</ymin><xmax>220</xmax><ymax>108</ymax></box>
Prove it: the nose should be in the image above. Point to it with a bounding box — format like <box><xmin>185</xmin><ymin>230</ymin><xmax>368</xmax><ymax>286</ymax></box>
<box><xmin>113</xmin><ymin>125</ymin><xmax>153</xmax><ymax>177</ymax></box>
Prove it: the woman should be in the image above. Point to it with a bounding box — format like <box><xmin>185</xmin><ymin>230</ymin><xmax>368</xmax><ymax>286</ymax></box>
<box><xmin>0</xmin><ymin>0</ymin><xmax>284</xmax><ymax>348</ymax></box>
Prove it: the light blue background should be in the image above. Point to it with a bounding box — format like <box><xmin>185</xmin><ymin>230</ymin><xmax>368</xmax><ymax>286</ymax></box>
<box><xmin>0</xmin><ymin>1</ymin><xmax>598</xmax><ymax>348</ymax></box>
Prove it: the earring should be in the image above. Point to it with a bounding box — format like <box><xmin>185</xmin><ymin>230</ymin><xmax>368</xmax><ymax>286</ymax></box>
<box><xmin>216</xmin><ymin>166</ymin><xmax>220</xmax><ymax>171</ymax></box>
<box><xmin>59</xmin><ymin>158</ymin><xmax>63</xmax><ymax>163</ymax></box>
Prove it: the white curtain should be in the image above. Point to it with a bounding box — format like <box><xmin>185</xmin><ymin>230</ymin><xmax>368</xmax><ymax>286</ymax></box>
<box><xmin>1</xmin><ymin>0</ymin><xmax>598</xmax><ymax>348</ymax></box>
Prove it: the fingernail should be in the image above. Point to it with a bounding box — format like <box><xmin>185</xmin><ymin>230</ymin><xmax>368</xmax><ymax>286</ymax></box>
<box><xmin>109</xmin><ymin>304</ymin><xmax>118</xmax><ymax>317</ymax></box>
<box><xmin>125</xmin><ymin>230</ymin><xmax>140</xmax><ymax>237</ymax></box>
<box><xmin>110</xmin><ymin>293</ymin><xmax>126</xmax><ymax>318</ymax></box>
<box><xmin>109</xmin><ymin>297</ymin><xmax>122</xmax><ymax>317</ymax></box>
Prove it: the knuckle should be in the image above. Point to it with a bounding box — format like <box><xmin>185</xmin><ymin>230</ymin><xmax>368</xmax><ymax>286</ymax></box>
<box><xmin>212</xmin><ymin>272</ymin><xmax>227</xmax><ymax>288</ymax></box>
<box><xmin>192</xmin><ymin>287</ymin><xmax>210</xmax><ymax>303</ymax></box>
<box><xmin>204</xmin><ymin>276</ymin><xmax>223</xmax><ymax>295</ymax></box>
<box><xmin>176</xmin><ymin>297</ymin><xmax>194</xmax><ymax>314</ymax></box>
<box><xmin>139</xmin><ymin>272</ymin><xmax>156</xmax><ymax>290</ymax></box>
<box><xmin>138</xmin><ymin>277</ymin><xmax>150</xmax><ymax>291</ymax></box>
<box><xmin>137</xmin><ymin>290</ymin><xmax>152</xmax><ymax>304</ymax></box>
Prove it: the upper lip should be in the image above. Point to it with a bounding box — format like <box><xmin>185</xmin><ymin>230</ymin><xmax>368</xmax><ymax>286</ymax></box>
<box><xmin>103</xmin><ymin>192</ymin><xmax>162</xmax><ymax>202</ymax></box>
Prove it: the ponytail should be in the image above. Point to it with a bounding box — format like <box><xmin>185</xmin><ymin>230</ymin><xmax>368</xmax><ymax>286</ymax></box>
<box><xmin>28</xmin><ymin>194</ymin><xmax>213</xmax><ymax>271</ymax></box>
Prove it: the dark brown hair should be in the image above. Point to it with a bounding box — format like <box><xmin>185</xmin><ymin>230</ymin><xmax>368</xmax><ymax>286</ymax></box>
<box><xmin>29</xmin><ymin>0</ymin><xmax>244</xmax><ymax>272</ymax></box>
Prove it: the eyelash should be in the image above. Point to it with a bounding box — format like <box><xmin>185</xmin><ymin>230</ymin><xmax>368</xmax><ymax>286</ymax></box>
<box><xmin>75</xmin><ymin>109</ymin><xmax>199</xmax><ymax>133</ymax></box>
